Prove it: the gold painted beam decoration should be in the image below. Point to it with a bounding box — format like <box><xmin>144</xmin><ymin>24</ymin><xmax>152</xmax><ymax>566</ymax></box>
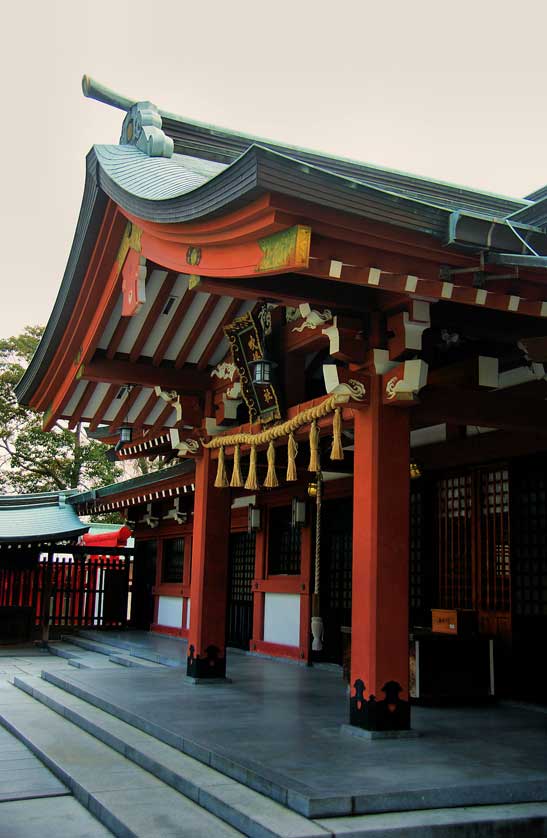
<box><xmin>257</xmin><ymin>226</ymin><xmax>311</xmax><ymax>273</ymax></box>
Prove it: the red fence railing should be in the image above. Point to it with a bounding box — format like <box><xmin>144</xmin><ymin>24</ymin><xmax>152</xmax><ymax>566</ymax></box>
<box><xmin>0</xmin><ymin>552</ymin><xmax>131</xmax><ymax>629</ymax></box>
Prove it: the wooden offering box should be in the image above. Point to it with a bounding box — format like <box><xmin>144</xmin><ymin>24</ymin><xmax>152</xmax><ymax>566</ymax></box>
<box><xmin>431</xmin><ymin>608</ymin><xmax>478</xmax><ymax>636</ymax></box>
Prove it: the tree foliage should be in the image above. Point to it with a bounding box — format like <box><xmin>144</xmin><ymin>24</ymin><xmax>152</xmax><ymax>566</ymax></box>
<box><xmin>0</xmin><ymin>326</ymin><xmax>122</xmax><ymax>494</ymax></box>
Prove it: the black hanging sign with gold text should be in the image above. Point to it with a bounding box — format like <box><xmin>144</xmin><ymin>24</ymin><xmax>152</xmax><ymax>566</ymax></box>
<box><xmin>224</xmin><ymin>312</ymin><xmax>281</xmax><ymax>424</ymax></box>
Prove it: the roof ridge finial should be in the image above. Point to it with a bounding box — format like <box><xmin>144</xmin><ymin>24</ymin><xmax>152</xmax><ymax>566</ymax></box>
<box><xmin>82</xmin><ymin>75</ymin><xmax>136</xmax><ymax>112</ymax></box>
<box><xmin>81</xmin><ymin>75</ymin><xmax>174</xmax><ymax>159</ymax></box>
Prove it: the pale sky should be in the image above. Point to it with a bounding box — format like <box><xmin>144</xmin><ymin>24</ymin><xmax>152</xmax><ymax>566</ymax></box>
<box><xmin>1</xmin><ymin>0</ymin><xmax>547</xmax><ymax>338</ymax></box>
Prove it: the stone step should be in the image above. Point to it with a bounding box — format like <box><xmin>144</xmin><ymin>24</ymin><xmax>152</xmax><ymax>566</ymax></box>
<box><xmin>0</xmin><ymin>681</ymin><xmax>246</xmax><ymax>838</ymax></box>
<box><xmin>0</xmin><ymin>797</ymin><xmax>114</xmax><ymax>837</ymax></box>
<box><xmin>39</xmin><ymin>668</ymin><xmax>319</xmax><ymax>817</ymax></box>
<box><xmin>11</xmin><ymin>674</ymin><xmax>329</xmax><ymax>838</ymax></box>
<box><xmin>76</xmin><ymin>630</ymin><xmax>184</xmax><ymax>667</ymax></box>
<box><xmin>48</xmin><ymin>643</ymin><xmax>109</xmax><ymax>670</ymax></box>
<box><xmin>317</xmin><ymin>803</ymin><xmax>547</xmax><ymax>836</ymax></box>
<box><xmin>60</xmin><ymin>636</ymin><xmax>163</xmax><ymax>669</ymax></box>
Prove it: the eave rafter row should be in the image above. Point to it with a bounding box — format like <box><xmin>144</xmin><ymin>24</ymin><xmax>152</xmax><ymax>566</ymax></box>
<box><xmin>308</xmin><ymin>260</ymin><xmax>547</xmax><ymax>319</ymax></box>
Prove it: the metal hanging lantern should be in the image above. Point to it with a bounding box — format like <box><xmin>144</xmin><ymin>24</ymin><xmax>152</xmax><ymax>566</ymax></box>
<box><xmin>250</xmin><ymin>301</ymin><xmax>277</xmax><ymax>385</ymax></box>
<box><xmin>119</xmin><ymin>425</ymin><xmax>133</xmax><ymax>444</ymax></box>
<box><xmin>114</xmin><ymin>386</ymin><xmax>134</xmax><ymax>453</ymax></box>
<box><xmin>248</xmin><ymin>505</ymin><xmax>262</xmax><ymax>533</ymax></box>
<box><xmin>250</xmin><ymin>356</ymin><xmax>276</xmax><ymax>385</ymax></box>
<box><xmin>291</xmin><ymin>497</ymin><xmax>307</xmax><ymax>528</ymax></box>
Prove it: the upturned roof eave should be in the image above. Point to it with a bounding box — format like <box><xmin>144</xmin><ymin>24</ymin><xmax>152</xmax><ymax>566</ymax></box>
<box><xmin>70</xmin><ymin>460</ymin><xmax>195</xmax><ymax>506</ymax></box>
<box><xmin>15</xmin><ymin>143</ymin><xmax>547</xmax><ymax>409</ymax></box>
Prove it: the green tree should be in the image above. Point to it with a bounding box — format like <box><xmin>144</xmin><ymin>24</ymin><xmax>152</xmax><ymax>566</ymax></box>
<box><xmin>0</xmin><ymin>326</ymin><xmax>122</xmax><ymax>494</ymax></box>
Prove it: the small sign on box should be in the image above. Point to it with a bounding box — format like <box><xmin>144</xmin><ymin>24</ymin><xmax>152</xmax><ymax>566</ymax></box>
<box><xmin>431</xmin><ymin>608</ymin><xmax>478</xmax><ymax>636</ymax></box>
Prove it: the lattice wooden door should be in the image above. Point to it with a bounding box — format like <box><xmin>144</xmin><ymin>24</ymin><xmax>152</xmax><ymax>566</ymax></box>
<box><xmin>226</xmin><ymin>532</ymin><xmax>256</xmax><ymax>649</ymax></box>
<box><xmin>435</xmin><ymin>466</ymin><xmax>511</xmax><ymax>637</ymax></box>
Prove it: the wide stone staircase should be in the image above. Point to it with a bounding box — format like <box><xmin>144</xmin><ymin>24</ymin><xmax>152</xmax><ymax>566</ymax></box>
<box><xmin>0</xmin><ymin>638</ymin><xmax>546</xmax><ymax>837</ymax></box>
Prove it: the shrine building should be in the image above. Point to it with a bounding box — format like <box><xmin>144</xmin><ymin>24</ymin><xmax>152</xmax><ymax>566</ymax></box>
<box><xmin>16</xmin><ymin>76</ymin><xmax>547</xmax><ymax>732</ymax></box>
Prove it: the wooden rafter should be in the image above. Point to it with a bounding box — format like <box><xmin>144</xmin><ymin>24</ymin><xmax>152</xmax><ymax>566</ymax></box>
<box><xmin>108</xmin><ymin>385</ymin><xmax>141</xmax><ymax>432</ymax></box>
<box><xmin>88</xmin><ymin>384</ymin><xmax>120</xmax><ymax>432</ymax></box>
<box><xmin>143</xmin><ymin>404</ymin><xmax>173</xmax><ymax>440</ymax></box>
<box><xmin>306</xmin><ymin>260</ymin><xmax>547</xmax><ymax>321</ymax></box>
<box><xmin>174</xmin><ymin>295</ymin><xmax>219</xmax><ymax>369</ymax></box>
<box><xmin>105</xmin><ymin>310</ymin><xmax>130</xmax><ymax>360</ymax></box>
<box><xmin>67</xmin><ymin>382</ymin><xmax>96</xmax><ymax>430</ymax></box>
<box><xmin>129</xmin><ymin>272</ymin><xmax>177</xmax><ymax>362</ymax></box>
<box><xmin>131</xmin><ymin>391</ymin><xmax>158</xmax><ymax>433</ymax></box>
<box><xmin>151</xmin><ymin>288</ymin><xmax>195</xmax><ymax>366</ymax></box>
<box><xmin>197</xmin><ymin>298</ymin><xmax>241</xmax><ymax>370</ymax></box>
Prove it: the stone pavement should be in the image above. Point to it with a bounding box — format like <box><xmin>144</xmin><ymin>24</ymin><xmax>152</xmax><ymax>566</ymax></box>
<box><xmin>53</xmin><ymin>631</ymin><xmax>547</xmax><ymax>819</ymax></box>
<box><xmin>1</xmin><ymin>638</ymin><xmax>547</xmax><ymax>836</ymax></box>
<box><xmin>0</xmin><ymin>646</ymin><xmax>113</xmax><ymax>836</ymax></box>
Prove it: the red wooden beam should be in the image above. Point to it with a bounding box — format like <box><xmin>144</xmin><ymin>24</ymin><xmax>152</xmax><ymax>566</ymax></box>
<box><xmin>82</xmin><ymin>358</ymin><xmax>210</xmax><ymax>392</ymax></box>
<box><xmin>413</xmin><ymin>387</ymin><xmax>547</xmax><ymax>433</ymax></box>
<box><xmin>272</xmin><ymin>193</ymin><xmax>472</xmax><ymax>266</ymax></box>
<box><xmin>123</xmin><ymin>195</ymin><xmax>278</xmax><ymax>244</ymax></box>
<box><xmin>36</xmin><ymin>206</ymin><xmax>129</xmax><ymax>428</ymax></box>
<box><xmin>140</xmin><ymin>224</ymin><xmax>311</xmax><ymax>280</ymax></box>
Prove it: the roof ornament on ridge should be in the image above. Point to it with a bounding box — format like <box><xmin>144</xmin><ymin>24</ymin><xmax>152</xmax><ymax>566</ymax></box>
<box><xmin>82</xmin><ymin>75</ymin><xmax>173</xmax><ymax>159</ymax></box>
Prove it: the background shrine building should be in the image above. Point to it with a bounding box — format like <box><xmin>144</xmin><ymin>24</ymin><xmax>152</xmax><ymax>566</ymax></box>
<box><xmin>16</xmin><ymin>76</ymin><xmax>547</xmax><ymax>731</ymax></box>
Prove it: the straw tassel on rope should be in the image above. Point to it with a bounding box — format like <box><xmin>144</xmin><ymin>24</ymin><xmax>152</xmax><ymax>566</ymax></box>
<box><xmin>308</xmin><ymin>419</ymin><xmax>320</xmax><ymax>472</ymax></box>
<box><xmin>286</xmin><ymin>433</ymin><xmax>298</xmax><ymax>481</ymax></box>
<box><xmin>214</xmin><ymin>446</ymin><xmax>229</xmax><ymax>488</ymax></box>
<box><xmin>230</xmin><ymin>443</ymin><xmax>243</xmax><ymax>488</ymax></box>
<box><xmin>264</xmin><ymin>441</ymin><xmax>279</xmax><ymax>488</ymax></box>
<box><xmin>245</xmin><ymin>445</ymin><xmax>259</xmax><ymax>491</ymax></box>
<box><xmin>330</xmin><ymin>407</ymin><xmax>344</xmax><ymax>461</ymax></box>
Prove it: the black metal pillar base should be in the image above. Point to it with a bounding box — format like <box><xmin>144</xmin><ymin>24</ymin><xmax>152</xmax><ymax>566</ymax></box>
<box><xmin>186</xmin><ymin>644</ymin><xmax>226</xmax><ymax>680</ymax></box>
<box><xmin>349</xmin><ymin>678</ymin><xmax>411</xmax><ymax>732</ymax></box>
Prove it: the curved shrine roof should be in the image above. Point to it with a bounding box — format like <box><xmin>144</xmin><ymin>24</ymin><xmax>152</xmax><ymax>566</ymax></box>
<box><xmin>0</xmin><ymin>492</ymin><xmax>89</xmax><ymax>544</ymax></box>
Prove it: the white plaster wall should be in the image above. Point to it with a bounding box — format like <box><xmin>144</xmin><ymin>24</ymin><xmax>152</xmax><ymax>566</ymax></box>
<box><xmin>263</xmin><ymin>593</ymin><xmax>300</xmax><ymax>647</ymax></box>
<box><xmin>186</xmin><ymin>598</ymin><xmax>191</xmax><ymax>629</ymax></box>
<box><xmin>157</xmin><ymin>596</ymin><xmax>183</xmax><ymax>628</ymax></box>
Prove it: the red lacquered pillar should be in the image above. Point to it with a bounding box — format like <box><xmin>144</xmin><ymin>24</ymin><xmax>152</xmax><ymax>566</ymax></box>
<box><xmin>350</xmin><ymin>376</ymin><xmax>411</xmax><ymax>730</ymax></box>
<box><xmin>187</xmin><ymin>447</ymin><xmax>231</xmax><ymax>679</ymax></box>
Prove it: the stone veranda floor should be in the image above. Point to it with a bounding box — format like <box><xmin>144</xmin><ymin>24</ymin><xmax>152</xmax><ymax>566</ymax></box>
<box><xmin>52</xmin><ymin>630</ymin><xmax>547</xmax><ymax>818</ymax></box>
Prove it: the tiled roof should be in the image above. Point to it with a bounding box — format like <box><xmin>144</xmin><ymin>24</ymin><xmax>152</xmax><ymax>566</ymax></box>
<box><xmin>0</xmin><ymin>492</ymin><xmax>88</xmax><ymax>543</ymax></box>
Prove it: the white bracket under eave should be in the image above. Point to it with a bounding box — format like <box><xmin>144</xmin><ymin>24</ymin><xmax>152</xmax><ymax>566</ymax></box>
<box><xmin>163</xmin><ymin>497</ymin><xmax>187</xmax><ymax>525</ymax></box>
<box><xmin>292</xmin><ymin>303</ymin><xmax>333</xmax><ymax>333</ymax></box>
<box><xmin>139</xmin><ymin>502</ymin><xmax>158</xmax><ymax>528</ymax></box>
<box><xmin>322</xmin><ymin>364</ymin><xmax>369</xmax><ymax>403</ymax></box>
<box><xmin>155</xmin><ymin>387</ymin><xmax>182</xmax><ymax>423</ymax></box>
<box><xmin>387</xmin><ymin>300</ymin><xmax>431</xmax><ymax>360</ymax></box>
<box><xmin>370</xmin><ymin>348</ymin><xmax>400</xmax><ymax>376</ymax></box>
<box><xmin>383</xmin><ymin>359</ymin><xmax>429</xmax><ymax>403</ymax></box>
<box><xmin>169</xmin><ymin>429</ymin><xmax>200</xmax><ymax>458</ymax></box>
